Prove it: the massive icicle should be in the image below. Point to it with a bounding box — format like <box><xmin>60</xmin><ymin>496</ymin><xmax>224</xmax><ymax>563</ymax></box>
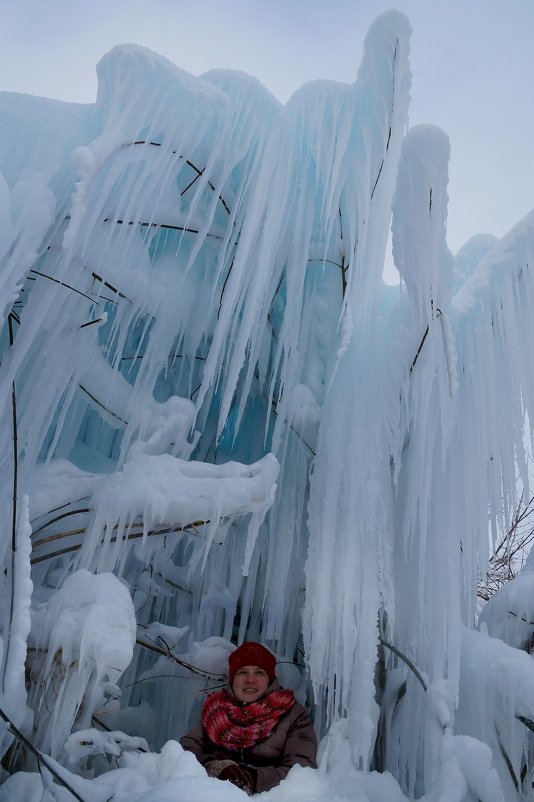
<box><xmin>0</xmin><ymin>8</ymin><xmax>533</xmax><ymax>801</ymax></box>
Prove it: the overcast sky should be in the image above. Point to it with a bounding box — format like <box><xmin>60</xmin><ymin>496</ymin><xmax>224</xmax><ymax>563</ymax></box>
<box><xmin>1</xmin><ymin>0</ymin><xmax>533</xmax><ymax>264</ymax></box>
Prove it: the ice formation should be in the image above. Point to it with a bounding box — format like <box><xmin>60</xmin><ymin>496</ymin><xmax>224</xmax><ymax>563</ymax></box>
<box><xmin>0</xmin><ymin>8</ymin><xmax>533</xmax><ymax>801</ymax></box>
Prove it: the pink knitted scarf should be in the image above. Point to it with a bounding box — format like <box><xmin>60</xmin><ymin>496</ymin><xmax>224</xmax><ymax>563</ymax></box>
<box><xmin>202</xmin><ymin>689</ymin><xmax>295</xmax><ymax>750</ymax></box>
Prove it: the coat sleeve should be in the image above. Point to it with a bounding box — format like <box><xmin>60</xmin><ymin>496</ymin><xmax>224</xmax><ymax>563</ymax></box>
<box><xmin>180</xmin><ymin>721</ymin><xmax>218</xmax><ymax>767</ymax></box>
<box><xmin>250</xmin><ymin>706</ymin><xmax>318</xmax><ymax>793</ymax></box>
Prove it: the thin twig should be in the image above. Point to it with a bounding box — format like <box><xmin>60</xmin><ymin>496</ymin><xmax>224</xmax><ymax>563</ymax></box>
<box><xmin>30</xmin><ymin>269</ymin><xmax>98</xmax><ymax>304</ymax></box>
<box><xmin>410</xmin><ymin>325</ymin><xmax>429</xmax><ymax>374</ymax></box>
<box><xmin>31</xmin><ymin>519</ymin><xmax>210</xmax><ymax>566</ymax></box>
<box><xmin>91</xmin><ymin>714</ymin><xmax>111</xmax><ymax>732</ymax></box>
<box><xmin>104</xmin><ymin>218</ymin><xmax>224</xmax><ymax>241</ymax></box>
<box><xmin>199</xmin><ymin>683</ymin><xmax>227</xmax><ymax>693</ymax></box>
<box><xmin>125</xmin><ymin>141</ymin><xmax>231</xmax><ymax>215</ymax></box>
<box><xmin>340</xmin><ymin>252</ymin><xmax>348</xmax><ymax>298</ymax></box>
<box><xmin>30</xmin><ymin>497</ymin><xmax>91</xmax><ymax>525</ymax></box>
<box><xmin>0</xmin><ymin>706</ymin><xmax>87</xmax><ymax>801</ymax></box>
<box><xmin>409</xmin><ymin>309</ymin><xmax>443</xmax><ymax>375</ymax></box>
<box><xmin>508</xmin><ymin>611</ymin><xmax>534</xmax><ymax>627</ymax></box>
<box><xmin>32</xmin><ymin>508</ymin><xmax>91</xmax><ymax>538</ymax></box>
<box><xmin>119</xmin><ymin>352</ymin><xmax>206</xmax><ymax>363</ymax></box>
<box><xmin>90</xmin><ymin>271</ymin><xmax>131</xmax><ymax>301</ymax></box>
<box><xmin>90</xmin><ymin>715</ymin><xmax>148</xmax><ymax>752</ymax></box>
<box><xmin>370</xmin><ymin>38</ymin><xmax>396</xmax><ymax>201</ymax></box>
<box><xmin>496</xmin><ymin>728</ymin><xmax>519</xmax><ymax>790</ymax></box>
<box><xmin>79</xmin><ymin>318</ymin><xmax>104</xmax><ymax>330</ymax></box>
<box><xmin>78</xmin><ymin>384</ymin><xmax>128</xmax><ymax>425</ymax></box>
<box><xmin>276</xmin><ymin>660</ymin><xmax>306</xmax><ymax>669</ymax></box>
<box><xmin>516</xmin><ymin>714</ymin><xmax>534</xmax><ymax>734</ymax></box>
<box><xmin>135</xmin><ymin>636</ymin><xmax>226</xmax><ymax>680</ymax></box>
<box><xmin>124</xmin><ymin>673</ymin><xmax>210</xmax><ymax>689</ymax></box>
<box><xmin>218</xmin><ymin>254</ymin><xmax>236</xmax><ymax>317</ymax></box>
<box><xmin>3</xmin><ymin>316</ymin><xmax>18</xmax><ymax>693</ymax></box>
<box><xmin>379</xmin><ymin>637</ymin><xmax>427</xmax><ymax>692</ymax></box>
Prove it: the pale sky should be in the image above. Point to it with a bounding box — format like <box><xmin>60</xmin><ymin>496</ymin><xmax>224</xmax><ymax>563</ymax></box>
<box><xmin>1</xmin><ymin>0</ymin><xmax>533</xmax><ymax>265</ymax></box>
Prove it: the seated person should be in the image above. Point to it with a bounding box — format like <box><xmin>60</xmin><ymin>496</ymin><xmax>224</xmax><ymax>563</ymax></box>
<box><xmin>180</xmin><ymin>641</ymin><xmax>317</xmax><ymax>794</ymax></box>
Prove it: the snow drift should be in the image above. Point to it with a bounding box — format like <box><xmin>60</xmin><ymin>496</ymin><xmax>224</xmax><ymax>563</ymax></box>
<box><xmin>0</xmin><ymin>9</ymin><xmax>533</xmax><ymax>801</ymax></box>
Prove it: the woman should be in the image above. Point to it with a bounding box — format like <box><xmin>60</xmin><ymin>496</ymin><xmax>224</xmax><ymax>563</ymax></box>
<box><xmin>180</xmin><ymin>641</ymin><xmax>317</xmax><ymax>794</ymax></box>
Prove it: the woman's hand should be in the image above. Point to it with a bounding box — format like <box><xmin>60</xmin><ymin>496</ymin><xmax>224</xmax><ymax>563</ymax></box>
<box><xmin>219</xmin><ymin>763</ymin><xmax>256</xmax><ymax>794</ymax></box>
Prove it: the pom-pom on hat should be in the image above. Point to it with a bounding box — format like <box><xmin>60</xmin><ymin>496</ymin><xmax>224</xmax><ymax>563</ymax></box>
<box><xmin>228</xmin><ymin>642</ymin><xmax>276</xmax><ymax>685</ymax></box>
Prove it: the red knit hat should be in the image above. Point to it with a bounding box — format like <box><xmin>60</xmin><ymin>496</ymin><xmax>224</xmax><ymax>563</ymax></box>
<box><xmin>228</xmin><ymin>642</ymin><xmax>276</xmax><ymax>684</ymax></box>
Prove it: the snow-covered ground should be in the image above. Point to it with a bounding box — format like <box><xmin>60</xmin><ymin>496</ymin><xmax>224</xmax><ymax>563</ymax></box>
<box><xmin>0</xmin><ymin>8</ymin><xmax>533</xmax><ymax>801</ymax></box>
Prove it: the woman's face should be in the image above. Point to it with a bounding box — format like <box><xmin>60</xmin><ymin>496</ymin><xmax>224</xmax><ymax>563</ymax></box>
<box><xmin>232</xmin><ymin>665</ymin><xmax>270</xmax><ymax>703</ymax></box>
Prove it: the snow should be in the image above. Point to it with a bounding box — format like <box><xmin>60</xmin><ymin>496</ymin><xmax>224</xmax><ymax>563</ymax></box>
<box><xmin>0</xmin><ymin>494</ymin><xmax>33</xmax><ymax>759</ymax></box>
<box><xmin>1</xmin><ymin>6</ymin><xmax>534</xmax><ymax>802</ymax></box>
<box><xmin>26</xmin><ymin>570</ymin><xmax>136</xmax><ymax>758</ymax></box>
<box><xmin>479</xmin><ymin>558</ymin><xmax>534</xmax><ymax>651</ymax></box>
<box><xmin>0</xmin><ymin>737</ymin><xmax>414</xmax><ymax>802</ymax></box>
<box><xmin>0</xmin><ymin>730</ymin><xmax>509</xmax><ymax>801</ymax></box>
<box><xmin>455</xmin><ymin>627</ymin><xmax>534</xmax><ymax>800</ymax></box>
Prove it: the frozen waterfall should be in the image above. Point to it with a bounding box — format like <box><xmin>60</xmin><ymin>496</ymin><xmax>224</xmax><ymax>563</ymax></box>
<box><xmin>0</xmin><ymin>9</ymin><xmax>533</xmax><ymax>802</ymax></box>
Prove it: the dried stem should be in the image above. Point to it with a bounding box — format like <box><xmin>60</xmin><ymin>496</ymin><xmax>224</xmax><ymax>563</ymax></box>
<box><xmin>135</xmin><ymin>635</ymin><xmax>226</xmax><ymax>680</ymax></box>
<box><xmin>0</xmin><ymin>706</ymin><xmax>87</xmax><ymax>801</ymax></box>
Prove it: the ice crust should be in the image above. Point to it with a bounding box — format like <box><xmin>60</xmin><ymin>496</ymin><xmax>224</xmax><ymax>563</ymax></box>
<box><xmin>0</xmin><ymin>7</ymin><xmax>534</xmax><ymax>802</ymax></box>
<box><xmin>28</xmin><ymin>570</ymin><xmax>136</xmax><ymax>758</ymax></box>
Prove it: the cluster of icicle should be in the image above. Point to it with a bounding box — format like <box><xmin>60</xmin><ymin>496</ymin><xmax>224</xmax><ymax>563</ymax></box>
<box><xmin>0</xmin><ymin>8</ymin><xmax>533</xmax><ymax>800</ymax></box>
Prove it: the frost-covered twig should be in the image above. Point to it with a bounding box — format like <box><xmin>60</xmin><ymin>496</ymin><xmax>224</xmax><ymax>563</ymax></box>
<box><xmin>123</xmin><ymin>141</ymin><xmax>232</xmax><ymax>215</ymax></box>
<box><xmin>104</xmin><ymin>217</ymin><xmax>225</xmax><ymax>241</ymax></box>
<box><xmin>32</xmin><ymin>507</ymin><xmax>91</xmax><ymax>537</ymax></box>
<box><xmin>2</xmin><ymin>313</ymin><xmax>19</xmax><ymax>693</ymax></box>
<box><xmin>409</xmin><ymin>308</ymin><xmax>444</xmax><ymax>376</ymax></box>
<box><xmin>439</xmin><ymin>310</ymin><xmax>459</xmax><ymax>398</ymax></box>
<box><xmin>135</xmin><ymin>635</ymin><xmax>226</xmax><ymax>680</ymax></box>
<box><xmin>508</xmin><ymin>611</ymin><xmax>534</xmax><ymax>627</ymax></box>
<box><xmin>78</xmin><ymin>384</ymin><xmax>128</xmax><ymax>424</ymax></box>
<box><xmin>79</xmin><ymin>317</ymin><xmax>105</xmax><ymax>330</ymax></box>
<box><xmin>90</xmin><ymin>270</ymin><xmax>132</xmax><ymax>301</ymax></box>
<box><xmin>495</xmin><ymin>728</ymin><xmax>519</xmax><ymax>791</ymax></box>
<box><xmin>379</xmin><ymin>637</ymin><xmax>427</xmax><ymax>692</ymax></box>
<box><xmin>0</xmin><ymin>706</ymin><xmax>87</xmax><ymax>802</ymax></box>
<box><xmin>478</xmin><ymin>489</ymin><xmax>534</xmax><ymax>600</ymax></box>
<box><xmin>516</xmin><ymin>714</ymin><xmax>534</xmax><ymax>734</ymax></box>
<box><xmin>31</xmin><ymin>518</ymin><xmax>210</xmax><ymax>566</ymax></box>
<box><xmin>29</xmin><ymin>267</ymin><xmax>98</xmax><ymax>304</ymax></box>
<box><xmin>275</xmin><ymin>659</ymin><xmax>306</xmax><ymax>669</ymax></box>
<box><xmin>91</xmin><ymin>714</ymin><xmax>112</xmax><ymax>732</ymax></box>
<box><xmin>409</xmin><ymin>323</ymin><xmax>429</xmax><ymax>374</ymax></box>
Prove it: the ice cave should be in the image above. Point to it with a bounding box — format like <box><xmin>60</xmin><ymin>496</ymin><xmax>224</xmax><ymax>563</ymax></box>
<box><xmin>0</xmin><ymin>9</ymin><xmax>533</xmax><ymax>801</ymax></box>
